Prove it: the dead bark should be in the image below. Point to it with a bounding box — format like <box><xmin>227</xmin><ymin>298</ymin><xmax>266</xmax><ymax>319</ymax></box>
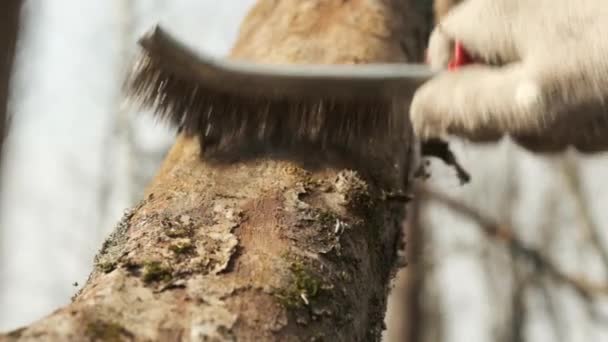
<box><xmin>0</xmin><ymin>0</ymin><xmax>22</xmax><ymax>169</ymax></box>
<box><xmin>2</xmin><ymin>1</ymin><xmax>428</xmax><ymax>341</ymax></box>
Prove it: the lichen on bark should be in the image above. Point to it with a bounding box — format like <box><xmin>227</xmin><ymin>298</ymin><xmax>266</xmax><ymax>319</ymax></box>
<box><xmin>2</xmin><ymin>1</ymin><xmax>428</xmax><ymax>341</ymax></box>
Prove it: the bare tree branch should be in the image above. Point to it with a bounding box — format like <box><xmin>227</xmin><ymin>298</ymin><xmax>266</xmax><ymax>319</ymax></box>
<box><xmin>417</xmin><ymin>185</ymin><xmax>608</xmax><ymax>300</ymax></box>
<box><xmin>559</xmin><ymin>153</ymin><xmax>608</xmax><ymax>275</ymax></box>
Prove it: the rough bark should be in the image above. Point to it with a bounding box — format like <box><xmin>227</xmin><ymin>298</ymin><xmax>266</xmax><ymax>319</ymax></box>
<box><xmin>2</xmin><ymin>1</ymin><xmax>427</xmax><ymax>341</ymax></box>
<box><xmin>0</xmin><ymin>0</ymin><xmax>22</xmax><ymax>168</ymax></box>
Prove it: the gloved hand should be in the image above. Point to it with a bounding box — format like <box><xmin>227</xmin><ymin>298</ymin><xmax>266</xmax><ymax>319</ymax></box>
<box><xmin>411</xmin><ymin>0</ymin><xmax>608</xmax><ymax>153</ymax></box>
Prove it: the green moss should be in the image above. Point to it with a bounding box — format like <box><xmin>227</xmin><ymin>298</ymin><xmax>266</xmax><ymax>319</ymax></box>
<box><xmin>316</xmin><ymin>210</ymin><xmax>337</xmax><ymax>226</ymax></box>
<box><xmin>98</xmin><ymin>261</ymin><xmax>117</xmax><ymax>274</ymax></box>
<box><xmin>292</xmin><ymin>263</ymin><xmax>321</xmax><ymax>297</ymax></box>
<box><xmin>275</xmin><ymin>262</ymin><xmax>322</xmax><ymax>309</ymax></box>
<box><xmin>165</xmin><ymin>226</ymin><xmax>190</xmax><ymax>238</ymax></box>
<box><xmin>85</xmin><ymin>320</ymin><xmax>130</xmax><ymax>342</ymax></box>
<box><xmin>93</xmin><ymin>205</ymin><xmax>140</xmax><ymax>270</ymax></box>
<box><xmin>169</xmin><ymin>239</ymin><xmax>194</xmax><ymax>255</ymax></box>
<box><xmin>142</xmin><ymin>261</ymin><xmax>172</xmax><ymax>283</ymax></box>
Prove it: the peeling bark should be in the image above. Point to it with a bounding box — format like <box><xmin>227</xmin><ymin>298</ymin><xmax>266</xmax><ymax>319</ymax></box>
<box><xmin>2</xmin><ymin>1</ymin><xmax>428</xmax><ymax>340</ymax></box>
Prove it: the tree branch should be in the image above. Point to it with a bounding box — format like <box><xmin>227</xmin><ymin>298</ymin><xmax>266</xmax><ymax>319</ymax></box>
<box><xmin>2</xmin><ymin>1</ymin><xmax>428</xmax><ymax>340</ymax></box>
<box><xmin>417</xmin><ymin>185</ymin><xmax>608</xmax><ymax>300</ymax></box>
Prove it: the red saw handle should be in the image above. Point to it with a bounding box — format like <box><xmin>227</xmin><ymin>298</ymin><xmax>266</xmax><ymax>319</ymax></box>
<box><xmin>447</xmin><ymin>41</ymin><xmax>473</xmax><ymax>70</ymax></box>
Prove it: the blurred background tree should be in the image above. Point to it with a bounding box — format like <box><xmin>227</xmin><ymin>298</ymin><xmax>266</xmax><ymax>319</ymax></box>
<box><xmin>0</xmin><ymin>0</ymin><xmax>23</xmax><ymax>174</ymax></box>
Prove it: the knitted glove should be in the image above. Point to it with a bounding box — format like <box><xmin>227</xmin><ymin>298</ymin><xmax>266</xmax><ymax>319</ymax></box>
<box><xmin>411</xmin><ymin>0</ymin><xmax>608</xmax><ymax>152</ymax></box>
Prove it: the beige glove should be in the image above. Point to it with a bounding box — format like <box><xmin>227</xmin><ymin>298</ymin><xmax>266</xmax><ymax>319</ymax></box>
<box><xmin>411</xmin><ymin>0</ymin><xmax>608</xmax><ymax>152</ymax></box>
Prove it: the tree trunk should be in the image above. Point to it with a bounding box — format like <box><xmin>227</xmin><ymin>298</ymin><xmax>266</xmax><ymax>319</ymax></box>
<box><xmin>0</xmin><ymin>0</ymin><xmax>22</xmax><ymax>167</ymax></box>
<box><xmin>2</xmin><ymin>1</ymin><xmax>427</xmax><ymax>340</ymax></box>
